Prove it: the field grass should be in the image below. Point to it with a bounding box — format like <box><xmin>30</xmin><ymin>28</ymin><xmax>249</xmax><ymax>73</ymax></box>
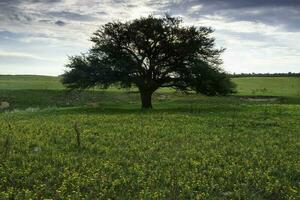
<box><xmin>0</xmin><ymin>75</ymin><xmax>300</xmax><ymax>199</ymax></box>
<box><xmin>0</xmin><ymin>75</ymin><xmax>63</xmax><ymax>90</ymax></box>
<box><xmin>233</xmin><ymin>77</ymin><xmax>300</xmax><ymax>97</ymax></box>
<box><xmin>1</xmin><ymin>75</ymin><xmax>299</xmax><ymax>94</ymax></box>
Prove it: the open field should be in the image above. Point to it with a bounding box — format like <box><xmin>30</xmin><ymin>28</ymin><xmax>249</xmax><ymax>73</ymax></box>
<box><xmin>0</xmin><ymin>75</ymin><xmax>300</xmax><ymax>199</ymax></box>
<box><xmin>234</xmin><ymin>77</ymin><xmax>300</xmax><ymax>97</ymax></box>
<box><xmin>0</xmin><ymin>75</ymin><xmax>63</xmax><ymax>90</ymax></box>
<box><xmin>1</xmin><ymin>75</ymin><xmax>300</xmax><ymax>94</ymax></box>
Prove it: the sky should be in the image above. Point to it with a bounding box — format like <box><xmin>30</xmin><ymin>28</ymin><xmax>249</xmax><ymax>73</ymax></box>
<box><xmin>0</xmin><ymin>0</ymin><xmax>300</xmax><ymax>76</ymax></box>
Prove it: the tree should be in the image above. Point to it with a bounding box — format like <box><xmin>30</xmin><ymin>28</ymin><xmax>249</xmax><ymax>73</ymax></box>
<box><xmin>62</xmin><ymin>15</ymin><xmax>236</xmax><ymax>108</ymax></box>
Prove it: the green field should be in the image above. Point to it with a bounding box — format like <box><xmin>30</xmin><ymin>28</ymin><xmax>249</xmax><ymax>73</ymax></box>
<box><xmin>234</xmin><ymin>77</ymin><xmax>300</xmax><ymax>97</ymax></box>
<box><xmin>0</xmin><ymin>75</ymin><xmax>64</xmax><ymax>90</ymax></box>
<box><xmin>0</xmin><ymin>75</ymin><xmax>300</xmax><ymax>199</ymax></box>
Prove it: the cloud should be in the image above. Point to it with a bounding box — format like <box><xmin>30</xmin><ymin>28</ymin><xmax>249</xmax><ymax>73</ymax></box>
<box><xmin>55</xmin><ymin>20</ymin><xmax>66</xmax><ymax>26</ymax></box>
<box><xmin>159</xmin><ymin>0</ymin><xmax>300</xmax><ymax>31</ymax></box>
<box><xmin>188</xmin><ymin>5</ymin><xmax>203</xmax><ymax>13</ymax></box>
<box><xmin>48</xmin><ymin>11</ymin><xmax>97</xmax><ymax>21</ymax></box>
<box><xmin>0</xmin><ymin>50</ymin><xmax>55</xmax><ymax>61</ymax></box>
<box><xmin>0</xmin><ymin>0</ymin><xmax>299</xmax><ymax>75</ymax></box>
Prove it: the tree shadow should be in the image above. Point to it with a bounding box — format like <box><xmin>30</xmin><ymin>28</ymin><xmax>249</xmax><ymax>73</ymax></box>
<box><xmin>41</xmin><ymin>103</ymin><xmax>244</xmax><ymax>117</ymax></box>
<box><xmin>2</xmin><ymin>89</ymin><xmax>278</xmax><ymax>116</ymax></box>
<box><xmin>0</xmin><ymin>89</ymin><xmax>139</xmax><ymax>110</ymax></box>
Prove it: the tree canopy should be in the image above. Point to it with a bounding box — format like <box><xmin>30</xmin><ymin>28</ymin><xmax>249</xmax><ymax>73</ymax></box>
<box><xmin>62</xmin><ymin>15</ymin><xmax>236</xmax><ymax>108</ymax></box>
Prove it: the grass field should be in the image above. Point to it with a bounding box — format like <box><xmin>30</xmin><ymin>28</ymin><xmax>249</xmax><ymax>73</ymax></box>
<box><xmin>234</xmin><ymin>77</ymin><xmax>300</xmax><ymax>97</ymax></box>
<box><xmin>0</xmin><ymin>75</ymin><xmax>300</xmax><ymax>199</ymax></box>
<box><xmin>0</xmin><ymin>75</ymin><xmax>63</xmax><ymax>90</ymax></box>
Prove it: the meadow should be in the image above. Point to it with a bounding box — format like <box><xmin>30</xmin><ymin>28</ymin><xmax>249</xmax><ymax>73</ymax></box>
<box><xmin>234</xmin><ymin>77</ymin><xmax>300</xmax><ymax>97</ymax></box>
<box><xmin>0</xmin><ymin>75</ymin><xmax>299</xmax><ymax>199</ymax></box>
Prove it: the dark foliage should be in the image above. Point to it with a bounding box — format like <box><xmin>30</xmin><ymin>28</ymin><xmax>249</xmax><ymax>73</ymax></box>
<box><xmin>62</xmin><ymin>15</ymin><xmax>235</xmax><ymax>108</ymax></box>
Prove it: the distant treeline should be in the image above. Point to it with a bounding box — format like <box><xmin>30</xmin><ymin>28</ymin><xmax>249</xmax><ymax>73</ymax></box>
<box><xmin>231</xmin><ymin>72</ymin><xmax>300</xmax><ymax>78</ymax></box>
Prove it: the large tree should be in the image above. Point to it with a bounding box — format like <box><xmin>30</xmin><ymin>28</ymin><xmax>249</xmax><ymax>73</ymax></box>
<box><xmin>62</xmin><ymin>15</ymin><xmax>235</xmax><ymax>108</ymax></box>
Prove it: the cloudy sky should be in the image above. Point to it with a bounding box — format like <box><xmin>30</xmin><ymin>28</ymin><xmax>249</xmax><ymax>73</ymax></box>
<box><xmin>0</xmin><ymin>0</ymin><xmax>300</xmax><ymax>75</ymax></box>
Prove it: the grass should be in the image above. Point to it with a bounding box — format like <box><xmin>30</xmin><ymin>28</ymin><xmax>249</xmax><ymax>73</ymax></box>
<box><xmin>233</xmin><ymin>77</ymin><xmax>300</xmax><ymax>97</ymax></box>
<box><xmin>0</xmin><ymin>75</ymin><xmax>63</xmax><ymax>90</ymax></box>
<box><xmin>0</xmin><ymin>75</ymin><xmax>300</xmax><ymax>199</ymax></box>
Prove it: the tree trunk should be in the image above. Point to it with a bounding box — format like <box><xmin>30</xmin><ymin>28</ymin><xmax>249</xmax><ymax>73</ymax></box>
<box><xmin>140</xmin><ymin>90</ymin><xmax>153</xmax><ymax>109</ymax></box>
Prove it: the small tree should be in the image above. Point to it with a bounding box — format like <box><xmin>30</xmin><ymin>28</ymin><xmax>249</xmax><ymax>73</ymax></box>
<box><xmin>62</xmin><ymin>15</ymin><xmax>235</xmax><ymax>108</ymax></box>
